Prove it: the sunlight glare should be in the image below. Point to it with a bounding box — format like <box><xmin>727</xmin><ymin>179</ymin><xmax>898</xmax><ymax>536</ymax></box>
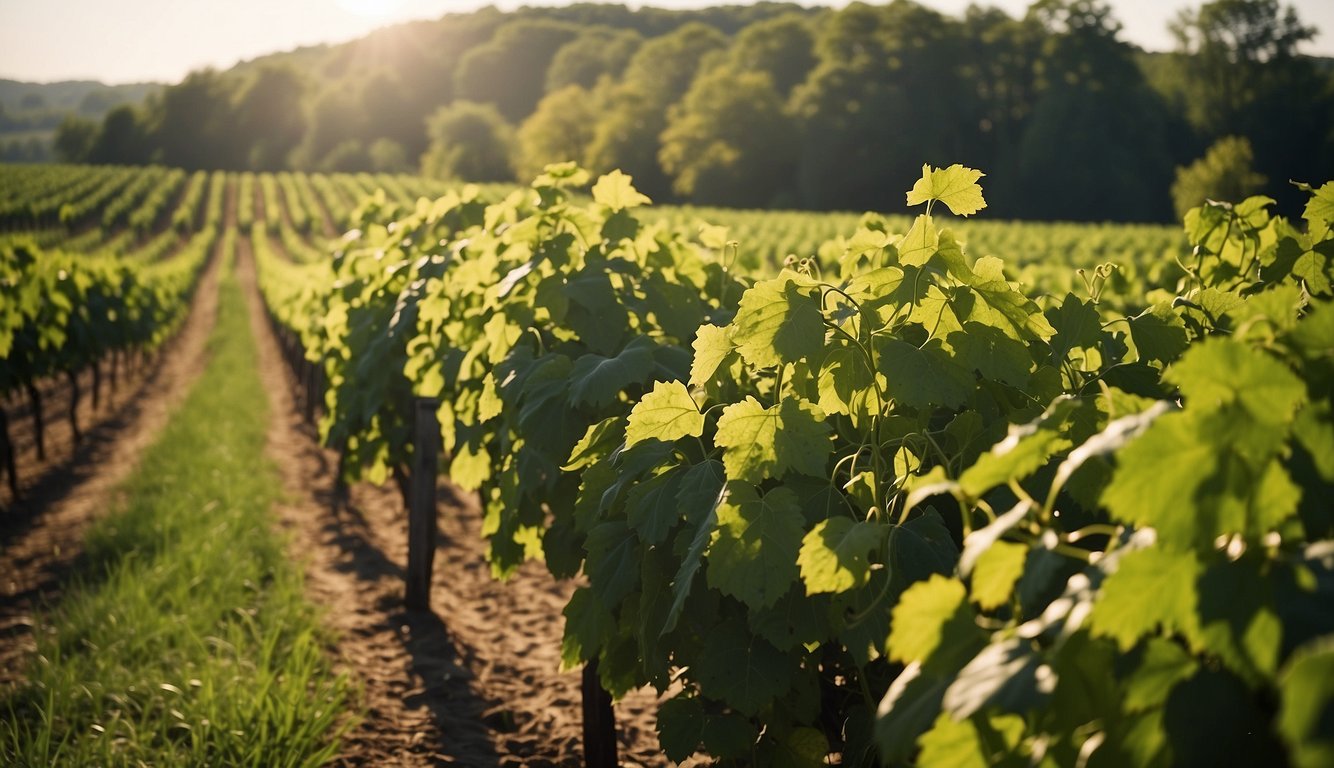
<box><xmin>334</xmin><ymin>0</ymin><xmax>406</xmax><ymax>18</ymax></box>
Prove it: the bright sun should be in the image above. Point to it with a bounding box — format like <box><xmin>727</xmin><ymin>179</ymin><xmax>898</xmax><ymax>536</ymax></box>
<box><xmin>334</xmin><ymin>0</ymin><xmax>406</xmax><ymax>18</ymax></box>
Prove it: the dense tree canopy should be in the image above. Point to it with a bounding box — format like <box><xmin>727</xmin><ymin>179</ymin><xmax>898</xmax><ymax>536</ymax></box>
<box><xmin>51</xmin><ymin>0</ymin><xmax>1334</xmax><ymax>222</ymax></box>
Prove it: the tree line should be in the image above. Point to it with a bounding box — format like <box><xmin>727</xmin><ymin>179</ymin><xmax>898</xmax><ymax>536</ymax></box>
<box><xmin>53</xmin><ymin>0</ymin><xmax>1334</xmax><ymax>222</ymax></box>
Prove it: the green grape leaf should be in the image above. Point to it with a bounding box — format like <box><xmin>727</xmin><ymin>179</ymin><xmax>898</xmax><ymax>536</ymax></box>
<box><xmin>1103</xmin><ymin>408</ymin><xmax>1301</xmax><ymax>548</ymax></box>
<box><xmin>958</xmin><ymin>422</ymin><xmax>1070</xmax><ymax>500</ymax></box>
<box><xmin>626</xmin><ymin>467</ymin><xmax>686</xmax><ymax>545</ymax></box>
<box><xmin>730</xmin><ymin>275</ymin><xmax>825</xmax><ymax>369</ymax></box>
<box><xmin>1128</xmin><ymin>303</ymin><xmax>1188</xmax><ymax>364</ymax></box>
<box><xmin>561</xmin><ymin>587</ymin><xmax>614</xmax><ymax>669</ymax></box>
<box><xmin>563</xmin><ymin>415</ymin><xmax>626</xmax><ymax>471</ymax></box>
<box><xmin>876</xmin><ymin>338</ymin><xmax>974</xmax><ymax>410</ymax></box>
<box><xmin>1277</xmin><ymin>637</ymin><xmax>1334</xmax><ymax>768</ymax></box>
<box><xmin>585</xmin><ymin>521</ymin><xmax>641</xmax><ymax>610</ymax></box>
<box><xmin>875</xmin><ymin>662</ymin><xmax>950</xmax><ymax>762</ymax></box>
<box><xmin>748</xmin><ymin>586</ymin><xmax>831</xmax><ymax>651</ymax></box>
<box><xmin>567</xmin><ymin>336</ymin><xmax>657</xmax><ymax>409</ymax></box>
<box><xmin>899</xmin><ymin>214</ymin><xmax>939</xmax><ymax>266</ymax></box>
<box><xmin>591</xmin><ymin>169</ymin><xmax>651</xmax><ymax>211</ymax></box>
<box><xmin>449</xmin><ymin>441</ymin><xmax>492</xmax><ymax>492</ymax></box>
<box><xmin>948</xmin><ymin>322</ymin><xmax>1033</xmax><ymax>387</ymax></box>
<box><xmin>1046</xmin><ymin>293</ymin><xmax>1102</xmax><ymax>362</ymax></box>
<box><xmin>1193</xmin><ymin>556</ymin><xmax>1282</xmax><ymax>683</ymax></box>
<box><xmin>1124</xmin><ymin>638</ymin><xmax>1199</xmax><ymax>714</ymax></box>
<box><xmin>817</xmin><ymin>344</ymin><xmax>880</xmax><ymax>420</ymax></box>
<box><xmin>798</xmin><ymin>517</ymin><xmax>885</xmax><ymax>595</ymax></box>
<box><xmin>916</xmin><ymin>712</ymin><xmax>1023</xmax><ymax>768</ymax></box>
<box><xmin>707</xmin><ymin>484</ymin><xmax>805</xmax><ymax>610</ymax></box>
<box><xmin>905</xmin><ymin>164</ymin><xmax>987</xmax><ymax>216</ymax></box>
<box><xmin>663</xmin><ymin>467</ymin><xmax>726</xmax><ymax>635</ymax></box>
<box><xmin>690</xmin><ymin>323</ymin><xmax>735</xmax><ymax>387</ymax></box>
<box><xmin>714</xmin><ymin>396</ymin><xmax>832</xmax><ymax>483</ymax></box>
<box><xmin>970</xmin><ymin>541</ymin><xmax>1027</xmax><ymax>611</ymax></box>
<box><xmin>657</xmin><ymin>696</ymin><xmax>757</xmax><ymax>762</ymax></box>
<box><xmin>692</xmin><ymin>616</ymin><xmax>794</xmax><ymax>715</ymax></box>
<box><xmin>775</xmin><ymin>728</ymin><xmax>830</xmax><ymax>768</ymax></box>
<box><xmin>889</xmin><ymin>574</ymin><xmax>980</xmax><ymax>666</ymax></box>
<box><xmin>1303</xmin><ymin>180</ymin><xmax>1334</xmax><ymax>242</ymax></box>
<box><xmin>624</xmin><ymin>380</ymin><xmax>703</xmax><ymax>448</ymax></box>
<box><xmin>1165</xmin><ymin>337</ymin><xmax>1305</xmax><ymax>427</ymax></box>
<box><xmin>1090</xmin><ymin>547</ymin><xmax>1201</xmax><ymax>651</ymax></box>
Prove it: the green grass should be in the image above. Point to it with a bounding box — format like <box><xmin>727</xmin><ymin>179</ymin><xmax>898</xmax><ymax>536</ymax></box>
<box><xmin>1</xmin><ymin>249</ymin><xmax>354</xmax><ymax>766</ymax></box>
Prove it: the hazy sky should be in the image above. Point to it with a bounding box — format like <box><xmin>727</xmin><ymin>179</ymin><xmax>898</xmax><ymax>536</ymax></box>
<box><xmin>2</xmin><ymin>0</ymin><xmax>1333</xmax><ymax>84</ymax></box>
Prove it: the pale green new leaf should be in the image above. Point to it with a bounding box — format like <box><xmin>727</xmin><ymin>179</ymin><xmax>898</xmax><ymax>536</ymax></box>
<box><xmin>714</xmin><ymin>396</ymin><xmax>832</xmax><ymax>482</ymax></box>
<box><xmin>624</xmin><ymin>380</ymin><xmax>703</xmax><ymax>448</ymax></box>
<box><xmin>905</xmin><ymin>164</ymin><xmax>987</xmax><ymax>216</ymax></box>
<box><xmin>690</xmin><ymin>323</ymin><xmax>735</xmax><ymax>387</ymax></box>
<box><xmin>730</xmin><ymin>275</ymin><xmax>825</xmax><ymax>369</ymax></box>
<box><xmin>591</xmin><ymin>170</ymin><xmax>651</xmax><ymax>211</ymax></box>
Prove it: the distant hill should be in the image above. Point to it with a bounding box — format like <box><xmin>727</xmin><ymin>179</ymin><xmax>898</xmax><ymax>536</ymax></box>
<box><xmin>0</xmin><ymin>79</ymin><xmax>160</xmax><ymax>162</ymax></box>
<box><xmin>0</xmin><ymin>79</ymin><xmax>160</xmax><ymax>115</ymax></box>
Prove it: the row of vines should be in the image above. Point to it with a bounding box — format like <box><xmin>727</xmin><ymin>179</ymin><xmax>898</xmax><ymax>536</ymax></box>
<box><xmin>253</xmin><ymin>162</ymin><xmax>1333</xmax><ymax>767</ymax></box>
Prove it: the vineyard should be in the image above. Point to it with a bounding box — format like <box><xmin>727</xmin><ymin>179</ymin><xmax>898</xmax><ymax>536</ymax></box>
<box><xmin>1</xmin><ymin>161</ymin><xmax>1332</xmax><ymax>767</ymax></box>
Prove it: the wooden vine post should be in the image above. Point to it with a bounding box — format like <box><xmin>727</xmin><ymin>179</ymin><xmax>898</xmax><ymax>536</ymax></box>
<box><xmin>582</xmin><ymin>659</ymin><xmax>618</xmax><ymax>768</ymax></box>
<box><xmin>406</xmin><ymin>397</ymin><xmax>440</xmax><ymax>611</ymax></box>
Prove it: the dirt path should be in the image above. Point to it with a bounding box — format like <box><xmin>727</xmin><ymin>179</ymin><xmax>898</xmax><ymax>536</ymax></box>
<box><xmin>235</xmin><ymin>231</ymin><xmax>668</xmax><ymax>766</ymax></box>
<box><xmin>0</xmin><ymin>186</ymin><xmax>230</xmax><ymax>688</ymax></box>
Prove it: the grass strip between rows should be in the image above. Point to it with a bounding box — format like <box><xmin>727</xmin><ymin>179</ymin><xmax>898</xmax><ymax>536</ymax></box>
<box><xmin>1</xmin><ymin>245</ymin><xmax>354</xmax><ymax>766</ymax></box>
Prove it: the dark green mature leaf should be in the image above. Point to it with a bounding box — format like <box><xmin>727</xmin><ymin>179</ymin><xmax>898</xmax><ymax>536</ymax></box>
<box><xmin>714</xmin><ymin>396</ymin><xmax>832</xmax><ymax>482</ymax></box>
<box><xmin>707</xmin><ymin>485</ymin><xmax>805</xmax><ymax>610</ymax></box>
<box><xmin>798</xmin><ymin>517</ymin><xmax>885</xmax><ymax>595</ymax></box>
<box><xmin>663</xmin><ymin>467</ymin><xmax>726</xmax><ymax>635</ymax></box>
<box><xmin>561</xmin><ymin>587</ymin><xmax>614</xmax><ymax>669</ymax></box>
<box><xmin>749</xmin><ymin>586</ymin><xmax>831</xmax><ymax>651</ymax></box>
<box><xmin>585</xmin><ymin>521</ymin><xmax>641</xmax><ymax>610</ymax></box>
<box><xmin>692</xmin><ymin>616</ymin><xmax>796</xmax><ymax>715</ymax></box>
<box><xmin>1128</xmin><ymin>304</ymin><xmax>1187</xmax><ymax>364</ymax></box>
<box><xmin>877</xmin><ymin>338</ymin><xmax>973</xmax><ymax>409</ymax></box>
<box><xmin>626</xmin><ymin>467</ymin><xmax>687</xmax><ymax>545</ymax></box>
<box><xmin>730</xmin><ymin>274</ymin><xmax>825</xmax><ymax>369</ymax></box>
<box><xmin>567</xmin><ymin>336</ymin><xmax>657</xmax><ymax>409</ymax></box>
<box><xmin>875</xmin><ymin>662</ymin><xmax>950</xmax><ymax>762</ymax></box>
<box><xmin>657</xmin><ymin>696</ymin><xmax>757</xmax><ymax>762</ymax></box>
<box><xmin>1046</xmin><ymin>293</ymin><xmax>1102</xmax><ymax>362</ymax></box>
